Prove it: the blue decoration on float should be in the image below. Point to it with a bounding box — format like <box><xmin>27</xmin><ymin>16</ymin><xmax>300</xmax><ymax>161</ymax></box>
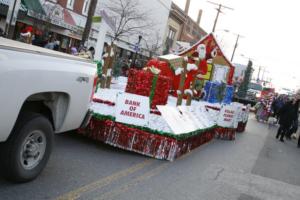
<box><xmin>204</xmin><ymin>81</ymin><xmax>221</xmax><ymax>103</ymax></box>
<box><xmin>222</xmin><ymin>85</ymin><xmax>234</xmax><ymax>104</ymax></box>
<box><xmin>203</xmin><ymin>81</ymin><xmax>233</xmax><ymax>104</ymax></box>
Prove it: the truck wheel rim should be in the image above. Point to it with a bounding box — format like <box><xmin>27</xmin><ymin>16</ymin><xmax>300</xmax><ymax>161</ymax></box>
<box><xmin>20</xmin><ymin>130</ymin><xmax>47</xmax><ymax>170</ymax></box>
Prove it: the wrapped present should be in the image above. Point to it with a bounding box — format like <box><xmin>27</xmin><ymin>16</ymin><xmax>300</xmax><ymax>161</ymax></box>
<box><xmin>204</xmin><ymin>81</ymin><xmax>232</xmax><ymax>104</ymax></box>
<box><xmin>203</xmin><ymin>81</ymin><xmax>221</xmax><ymax>103</ymax></box>
<box><xmin>125</xmin><ymin>69</ymin><xmax>171</xmax><ymax>109</ymax></box>
<box><xmin>222</xmin><ymin>85</ymin><xmax>234</xmax><ymax>104</ymax></box>
<box><xmin>158</xmin><ymin>54</ymin><xmax>184</xmax><ymax>72</ymax></box>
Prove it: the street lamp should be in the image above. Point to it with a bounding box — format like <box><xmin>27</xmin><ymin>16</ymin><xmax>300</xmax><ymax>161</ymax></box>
<box><xmin>132</xmin><ymin>35</ymin><xmax>142</xmax><ymax>68</ymax></box>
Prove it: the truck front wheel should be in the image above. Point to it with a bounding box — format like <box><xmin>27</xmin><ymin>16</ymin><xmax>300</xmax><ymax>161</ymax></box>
<box><xmin>0</xmin><ymin>113</ymin><xmax>54</xmax><ymax>183</ymax></box>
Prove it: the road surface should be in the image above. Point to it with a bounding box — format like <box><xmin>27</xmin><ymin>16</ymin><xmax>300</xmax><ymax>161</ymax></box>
<box><xmin>1</xmin><ymin>115</ymin><xmax>300</xmax><ymax>200</ymax></box>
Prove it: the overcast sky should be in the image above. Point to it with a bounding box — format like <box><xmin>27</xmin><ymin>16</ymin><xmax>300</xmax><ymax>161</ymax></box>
<box><xmin>173</xmin><ymin>0</ymin><xmax>300</xmax><ymax>90</ymax></box>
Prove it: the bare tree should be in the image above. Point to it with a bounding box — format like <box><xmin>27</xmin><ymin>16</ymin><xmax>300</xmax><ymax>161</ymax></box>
<box><xmin>143</xmin><ymin>31</ymin><xmax>163</xmax><ymax>58</ymax></box>
<box><xmin>105</xmin><ymin>0</ymin><xmax>152</xmax><ymax>42</ymax></box>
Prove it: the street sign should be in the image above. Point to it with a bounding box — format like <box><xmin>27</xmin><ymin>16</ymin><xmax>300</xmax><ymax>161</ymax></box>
<box><xmin>92</xmin><ymin>16</ymin><xmax>102</xmax><ymax>23</ymax></box>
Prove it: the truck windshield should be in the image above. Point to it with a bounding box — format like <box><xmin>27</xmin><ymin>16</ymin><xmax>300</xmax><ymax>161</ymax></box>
<box><xmin>248</xmin><ymin>83</ymin><xmax>263</xmax><ymax>91</ymax></box>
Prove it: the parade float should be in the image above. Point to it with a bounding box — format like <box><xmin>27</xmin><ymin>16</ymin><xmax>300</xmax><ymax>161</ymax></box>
<box><xmin>79</xmin><ymin>33</ymin><xmax>250</xmax><ymax>161</ymax></box>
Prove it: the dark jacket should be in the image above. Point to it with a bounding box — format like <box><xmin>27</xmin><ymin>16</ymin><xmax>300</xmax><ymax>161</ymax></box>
<box><xmin>278</xmin><ymin>100</ymin><xmax>299</xmax><ymax>127</ymax></box>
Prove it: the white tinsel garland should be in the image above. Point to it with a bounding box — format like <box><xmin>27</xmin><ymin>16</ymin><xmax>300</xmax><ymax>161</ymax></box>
<box><xmin>110</xmin><ymin>50</ymin><xmax>114</xmax><ymax>57</ymax></box>
<box><xmin>103</xmin><ymin>53</ymin><xmax>109</xmax><ymax>58</ymax></box>
<box><xmin>187</xmin><ymin>63</ymin><xmax>198</xmax><ymax>71</ymax></box>
<box><xmin>177</xmin><ymin>90</ymin><xmax>182</xmax><ymax>95</ymax></box>
<box><xmin>107</xmin><ymin>69</ymin><xmax>112</xmax><ymax>77</ymax></box>
<box><xmin>175</xmin><ymin>68</ymin><xmax>184</xmax><ymax>75</ymax></box>
<box><xmin>184</xmin><ymin>89</ymin><xmax>193</xmax><ymax>96</ymax></box>
<box><xmin>197</xmin><ymin>74</ymin><xmax>204</xmax><ymax>78</ymax></box>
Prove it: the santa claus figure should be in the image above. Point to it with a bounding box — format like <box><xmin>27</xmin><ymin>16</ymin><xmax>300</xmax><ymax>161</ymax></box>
<box><xmin>183</xmin><ymin>44</ymin><xmax>209</xmax><ymax>97</ymax></box>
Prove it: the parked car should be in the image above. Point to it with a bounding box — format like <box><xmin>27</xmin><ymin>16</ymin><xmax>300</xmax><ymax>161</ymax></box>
<box><xmin>0</xmin><ymin>38</ymin><xmax>97</xmax><ymax>182</ymax></box>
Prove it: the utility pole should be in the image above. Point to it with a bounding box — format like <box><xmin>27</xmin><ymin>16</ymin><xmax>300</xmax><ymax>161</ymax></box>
<box><xmin>207</xmin><ymin>1</ymin><xmax>234</xmax><ymax>32</ymax></box>
<box><xmin>231</xmin><ymin>34</ymin><xmax>239</xmax><ymax>62</ymax></box>
<box><xmin>257</xmin><ymin>66</ymin><xmax>262</xmax><ymax>83</ymax></box>
<box><xmin>81</xmin><ymin>0</ymin><xmax>98</xmax><ymax>47</ymax></box>
<box><xmin>5</xmin><ymin>0</ymin><xmax>20</xmax><ymax>39</ymax></box>
<box><xmin>230</xmin><ymin>33</ymin><xmax>244</xmax><ymax>62</ymax></box>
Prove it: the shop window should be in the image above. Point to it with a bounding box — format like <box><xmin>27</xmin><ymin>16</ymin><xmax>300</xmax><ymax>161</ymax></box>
<box><xmin>82</xmin><ymin>0</ymin><xmax>90</xmax><ymax>16</ymax></box>
<box><xmin>166</xmin><ymin>27</ymin><xmax>176</xmax><ymax>48</ymax></box>
<box><xmin>67</xmin><ymin>0</ymin><xmax>75</xmax><ymax>10</ymax></box>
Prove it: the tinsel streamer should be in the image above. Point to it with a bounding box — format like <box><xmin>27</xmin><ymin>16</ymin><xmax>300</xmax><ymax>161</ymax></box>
<box><xmin>80</xmin><ymin>117</ymin><xmax>216</xmax><ymax>161</ymax></box>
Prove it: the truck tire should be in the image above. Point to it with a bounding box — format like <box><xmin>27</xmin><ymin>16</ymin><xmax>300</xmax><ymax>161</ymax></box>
<box><xmin>0</xmin><ymin>112</ymin><xmax>54</xmax><ymax>183</ymax></box>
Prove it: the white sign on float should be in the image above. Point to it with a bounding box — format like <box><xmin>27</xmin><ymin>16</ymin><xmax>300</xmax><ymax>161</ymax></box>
<box><xmin>217</xmin><ymin>105</ymin><xmax>236</xmax><ymax>128</ymax></box>
<box><xmin>115</xmin><ymin>92</ymin><xmax>150</xmax><ymax>127</ymax></box>
<box><xmin>177</xmin><ymin>106</ymin><xmax>205</xmax><ymax>130</ymax></box>
<box><xmin>157</xmin><ymin>106</ymin><xmax>198</xmax><ymax>135</ymax></box>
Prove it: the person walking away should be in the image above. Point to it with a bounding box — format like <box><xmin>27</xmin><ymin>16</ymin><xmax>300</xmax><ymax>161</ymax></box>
<box><xmin>272</xmin><ymin>95</ymin><xmax>285</xmax><ymax>122</ymax></box>
<box><xmin>276</xmin><ymin>97</ymin><xmax>300</xmax><ymax>142</ymax></box>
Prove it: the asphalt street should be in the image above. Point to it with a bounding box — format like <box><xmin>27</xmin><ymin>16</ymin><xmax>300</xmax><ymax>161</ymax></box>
<box><xmin>1</xmin><ymin>115</ymin><xmax>300</xmax><ymax>200</ymax></box>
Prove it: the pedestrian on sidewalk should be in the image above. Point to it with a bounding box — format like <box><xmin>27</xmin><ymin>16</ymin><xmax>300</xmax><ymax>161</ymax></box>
<box><xmin>276</xmin><ymin>96</ymin><xmax>300</xmax><ymax>142</ymax></box>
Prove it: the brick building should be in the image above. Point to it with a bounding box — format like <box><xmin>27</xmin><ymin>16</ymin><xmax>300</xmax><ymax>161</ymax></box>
<box><xmin>0</xmin><ymin>0</ymin><xmax>88</xmax><ymax>52</ymax></box>
<box><xmin>163</xmin><ymin>0</ymin><xmax>207</xmax><ymax>54</ymax></box>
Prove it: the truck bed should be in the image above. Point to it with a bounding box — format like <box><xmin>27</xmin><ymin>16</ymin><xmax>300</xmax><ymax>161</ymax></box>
<box><xmin>0</xmin><ymin>37</ymin><xmax>91</xmax><ymax>63</ymax></box>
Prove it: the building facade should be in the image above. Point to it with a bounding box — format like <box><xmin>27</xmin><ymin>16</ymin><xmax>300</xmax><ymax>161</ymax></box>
<box><xmin>1</xmin><ymin>0</ymin><xmax>88</xmax><ymax>52</ymax></box>
<box><xmin>87</xmin><ymin>0</ymin><xmax>172</xmax><ymax>62</ymax></box>
<box><xmin>163</xmin><ymin>1</ymin><xmax>207</xmax><ymax>54</ymax></box>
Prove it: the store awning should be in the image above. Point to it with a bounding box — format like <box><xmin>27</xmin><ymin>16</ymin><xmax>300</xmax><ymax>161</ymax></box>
<box><xmin>63</xmin><ymin>9</ymin><xmax>76</xmax><ymax>26</ymax></box>
<box><xmin>21</xmin><ymin>0</ymin><xmax>45</xmax><ymax>15</ymax></box>
<box><xmin>0</xmin><ymin>0</ymin><xmax>27</xmax><ymax>11</ymax></box>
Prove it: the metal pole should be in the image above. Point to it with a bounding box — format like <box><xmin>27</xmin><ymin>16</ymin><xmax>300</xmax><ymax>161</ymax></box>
<box><xmin>5</xmin><ymin>0</ymin><xmax>18</xmax><ymax>38</ymax></box>
<box><xmin>133</xmin><ymin>35</ymin><xmax>142</xmax><ymax>67</ymax></box>
<box><xmin>257</xmin><ymin>66</ymin><xmax>261</xmax><ymax>83</ymax></box>
<box><xmin>230</xmin><ymin>34</ymin><xmax>239</xmax><ymax>62</ymax></box>
<box><xmin>212</xmin><ymin>4</ymin><xmax>221</xmax><ymax>32</ymax></box>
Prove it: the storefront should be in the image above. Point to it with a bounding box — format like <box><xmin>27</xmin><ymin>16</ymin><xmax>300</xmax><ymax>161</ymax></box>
<box><xmin>1</xmin><ymin>0</ymin><xmax>86</xmax><ymax>52</ymax></box>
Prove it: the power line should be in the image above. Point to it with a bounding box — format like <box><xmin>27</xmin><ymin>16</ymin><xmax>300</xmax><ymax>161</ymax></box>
<box><xmin>156</xmin><ymin>0</ymin><xmax>171</xmax><ymax>11</ymax></box>
<box><xmin>207</xmin><ymin>1</ymin><xmax>234</xmax><ymax>32</ymax></box>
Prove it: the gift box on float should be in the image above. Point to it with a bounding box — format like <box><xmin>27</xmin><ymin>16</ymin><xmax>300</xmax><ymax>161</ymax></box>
<box><xmin>222</xmin><ymin>85</ymin><xmax>234</xmax><ymax>104</ymax></box>
<box><xmin>158</xmin><ymin>54</ymin><xmax>184</xmax><ymax>72</ymax></box>
<box><xmin>203</xmin><ymin>81</ymin><xmax>233</xmax><ymax>104</ymax></box>
<box><xmin>203</xmin><ymin>81</ymin><xmax>221</xmax><ymax>103</ymax></box>
<box><xmin>125</xmin><ymin>69</ymin><xmax>171</xmax><ymax>109</ymax></box>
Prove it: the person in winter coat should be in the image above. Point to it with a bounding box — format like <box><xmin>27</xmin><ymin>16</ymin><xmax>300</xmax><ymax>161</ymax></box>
<box><xmin>276</xmin><ymin>97</ymin><xmax>300</xmax><ymax>142</ymax></box>
<box><xmin>271</xmin><ymin>95</ymin><xmax>285</xmax><ymax>120</ymax></box>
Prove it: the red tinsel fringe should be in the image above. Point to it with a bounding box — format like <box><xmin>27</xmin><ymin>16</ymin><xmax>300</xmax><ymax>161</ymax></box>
<box><xmin>236</xmin><ymin>121</ymin><xmax>247</xmax><ymax>133</ymax></box>
<box><xmin>214</xmin><ymin>127</ymin><xmax>236</xmax><ymax>140</ymax></box>
<box><xmin>79</xmin><ymin>118</ymin><xmax>215</xmax><ymax>161</ymax></box>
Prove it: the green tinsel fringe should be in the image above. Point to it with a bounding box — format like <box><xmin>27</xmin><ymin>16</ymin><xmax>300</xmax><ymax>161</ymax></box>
<box><xmin>92</xmin><ymin>113</ymin><xmax>217</xmax><ymax>140</ymax></box>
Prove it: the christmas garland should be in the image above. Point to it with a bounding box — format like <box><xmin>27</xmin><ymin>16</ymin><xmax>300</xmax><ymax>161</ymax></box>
<box><xmin>92</xmin><ymin>113</ymin><xmax>217</xmax><ymax>140</ymax></box>
<box><xmin>93</xmin><ymin>98</ymin><xmax>115</xmax><ymax>106</ymax></box>
<box><xmin>94</xmin><ymin>60</ymin><xmax>103</xmax><ymax>78</ymax></box>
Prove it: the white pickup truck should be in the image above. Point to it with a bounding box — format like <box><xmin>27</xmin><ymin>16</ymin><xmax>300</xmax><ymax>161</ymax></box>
<box><xmin>0</xmin><ymin>38</ymin><xmax>97</xmax><ymax>182</ymax></box>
